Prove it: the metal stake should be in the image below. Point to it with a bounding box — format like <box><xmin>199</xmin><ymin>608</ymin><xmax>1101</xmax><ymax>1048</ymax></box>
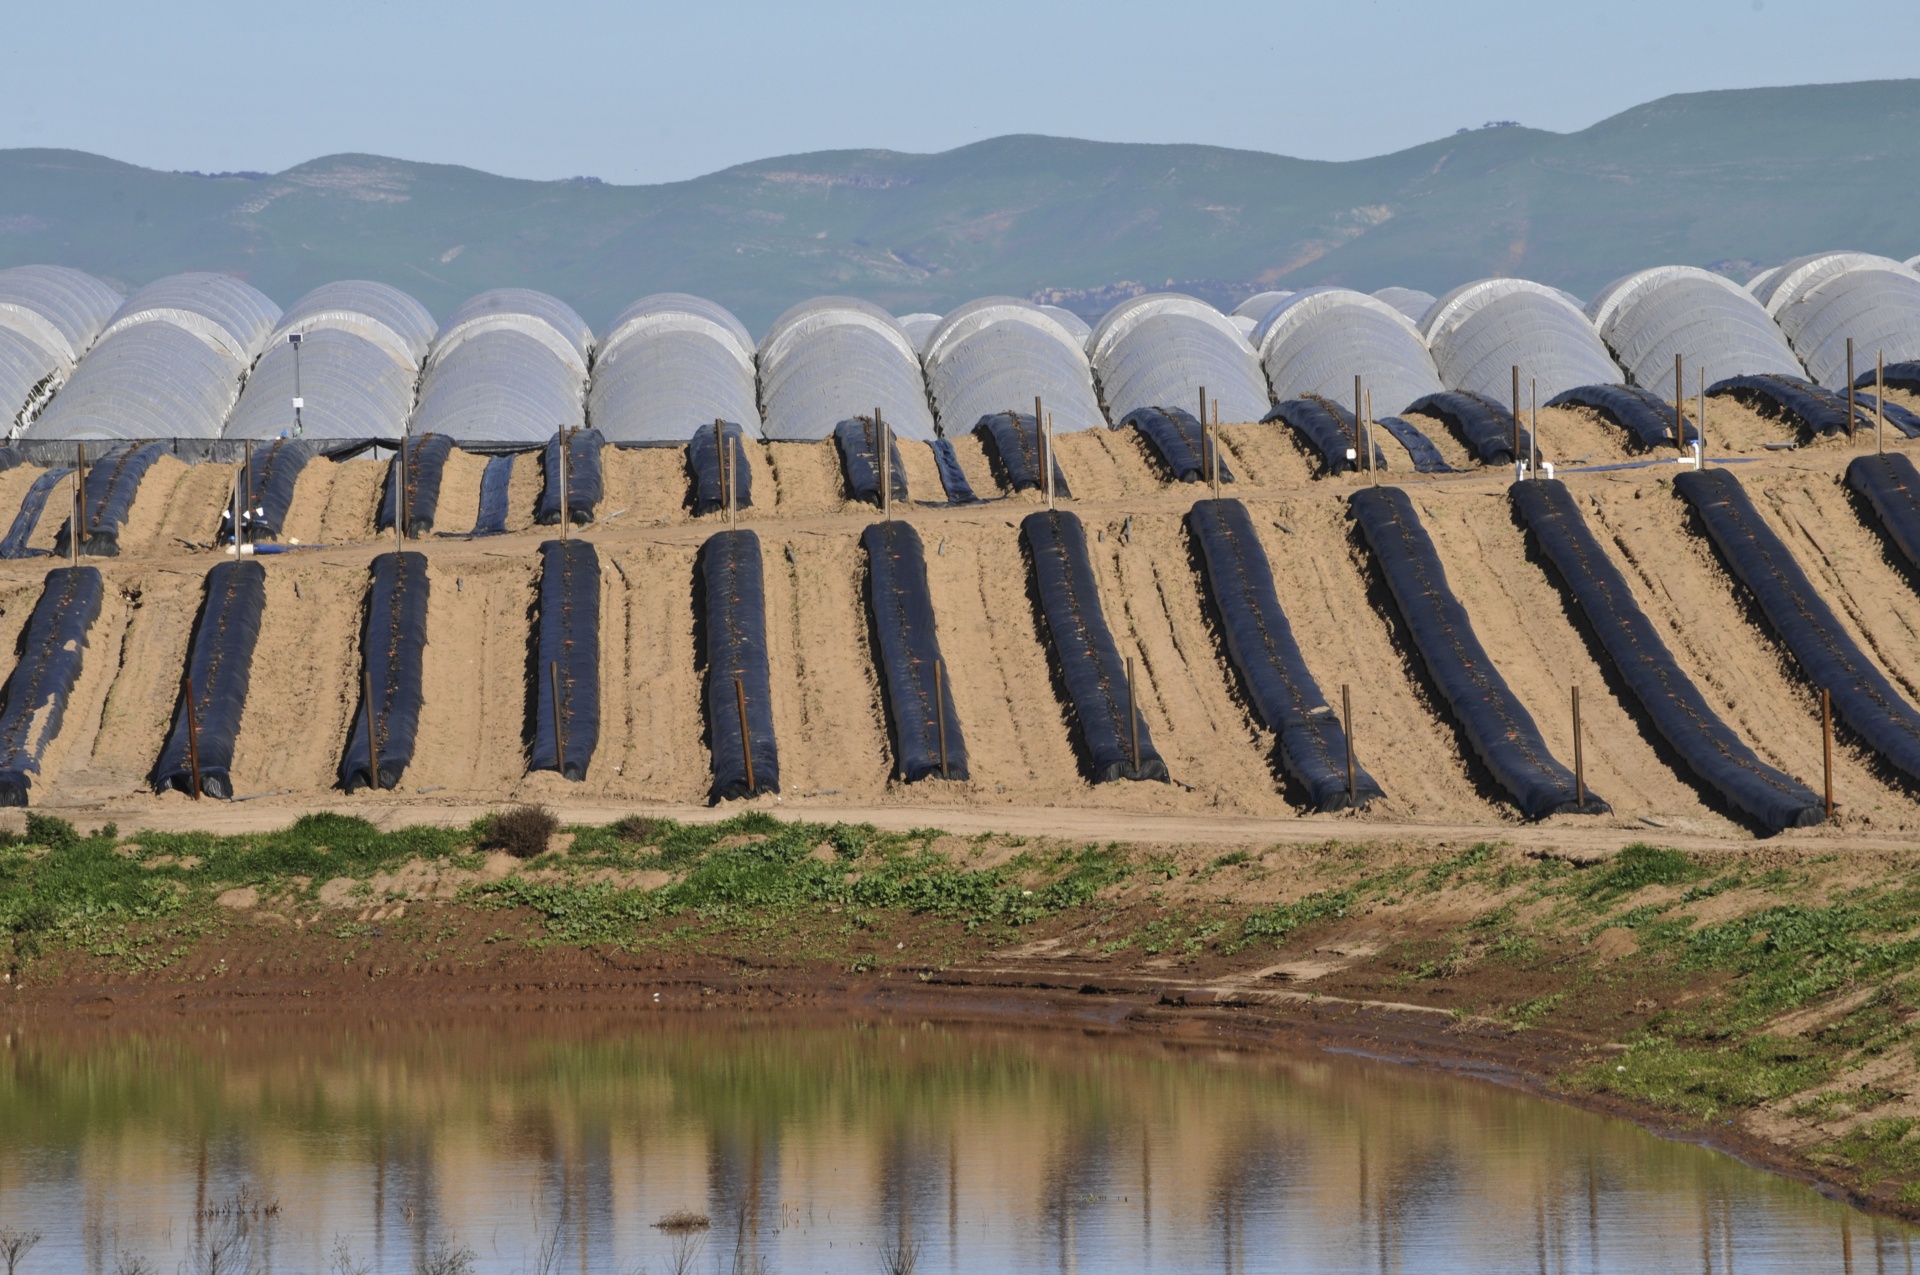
<box><xmin>1126</xmin><ymin>656</ymin><xmax>1140</xmax><ymax>777</ymax></box>
<box><xmin>183</xmin><ymin>673</ymin><xmax>203</xmax><ymax>801</ymax></box>
<box><xmin>1342</xmin><ymin>683</ymin><xmax>1355</xmax><ymax>803</ymax></box>
<box><xmin>934</xmin><ymin>657</ymin><xmax>949</xmax><ymax>780</ymax></box>
<box><xmin>735</xmin><ymin>676</ymin><xmax>756</xmax><ymax>793</ymax></box>
<box><xmin>550</xmin><ymin>660</ymin><xmax>566</xmax><ymax>777</ymax></box>
<box><xmin>1847</xmin><ymin>338</ymin><xmax>1857</xmax><ymax>442</ymax></box>
<box><xmin>1572</xmin><ymin>686</ymin><xmax>1585</xmax><ymax>808</ymax></box>
<box><xmin>1675</xmin><ymin>353</ymin><xmax>1685</xmax><ymax>453</ymax></box>
<box><xmin>363</xmin><ymin>664</ymin><xmax>380</xmax><ymax>791</ymax></box>
<box><xmin>1822</xmin><ymin>687</ymin><xmax>1835</xmax><ymax>821</ymax></box>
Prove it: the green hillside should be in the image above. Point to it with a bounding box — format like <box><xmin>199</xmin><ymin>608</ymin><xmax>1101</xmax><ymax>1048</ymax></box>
<box><xmin>2</xmin><ymin>79</ymin><xmax>1917</xmax><ymax>332</ymax></box>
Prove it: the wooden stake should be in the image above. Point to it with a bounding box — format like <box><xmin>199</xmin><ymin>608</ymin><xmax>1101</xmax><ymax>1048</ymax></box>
<box><xmin>1033</xmin><ymin>395</ymin><xmax>1043</xmax><ymax>482</ymax></box>
<box><xmin>1675</xmin><ymin>353</ymin><xmax>1685</xmax><ymax>453</ymax></box>
<box><xmin>1698</xmin><ymin>368</ymin><xmax>1708</xmax><ymax>467</ymax></box>
<box><xmin>713</xmin><ymin>418</ymin><xmax>727</xmax><ymax>514</ymax></box>
<box><xmin>1354</xmin><ymin>374</ymin><xmax>1365</xmax><ymax>471</ymax></box>
<box><xmin>550</xmin><ymin>660</ymin><xmax>567</xmax><ymax>777</ymax></box>
<box><xmin>68</xmin><ymin>472</ymin><xmax>79</xmax><ymax>568</ymax></box>
<box><xmin>1366</xmin><ymin>389</ymin><xmax>1377</xmax><ymax>485</ymax></box>
<box><xmin>1847</xmin><ymin>338</ymin><xmax>1857</xmax><ymax>442</ymax></box>
<box><xmin>231</xmin><ymin>469</ymin><xmax>242</xmax><ymax>553</ymax></box>
<box><xmin>396</xmin><ymin>432</ymin><xmax>408</xmax><ymax>547</ymax></box>
<box><xmin>735</xmin><ymin>676</ymin><xmax>755</xmax><ymax>793</ymax></box>
<box><xmin>1044</xmin><ymin>413</ymin><xmax>1055</xmax><ymax>511</ymax></box>
<box><xmin>363</xmin><ymin>664</ymin><xmax>379</xmax><ymax>791</ymax></box>
<box><xmin>1210</xmin><ymin>401</ymin><xmax>1221</xmax><ymax>500</ymax></box>
<box><xmin>75</xmin><ymin>443</ymin><xmax>85</xmax><ymax>557</ymax></box>
<box><xmin>184</xmin><ymin>673</ymin><xmax>202</xmax><ymax>801</ymax></box>
<box><xmin>1822</xmin><ymin>687</ymin><xmax>1835</xmax><ymax>821</ymax></box>
<box><xmin>1126</xmin><ymin>656</ymin><xmax>1140</xmax><ymax>777</ymax></box>
<box><xmin>1572</xmin><ymin>686</ymin><xmax>1585</xmax><ymax>809</ymax></box>
<box><xmin>243</xmin><ymin>438</ymin><xmax>253</xmax><ymax>541</ymax></box>
<box><xmin>1342</xmin><ymin>684</ymin><xmax>1355</xmax><ymax>803</ymax></box>
<box><xmin>1878</xmin><ymin>350</ymin><xmax>1886</xmax><ymax>455</ymax></box>
<box><xmin>558</xmin><ymin>427</ymin><xmax>569</xmax><ymax>540</ymax></box>
<box><xmin>1513</xmin><ymin>365</ymin><xmax>1523</xmax><ymax>463</ymax></box>
<box><xmin>934</xmin><ymin>658</ymin><xmax>949</xmax><ymax>780</ymax></box>
<box><xmin>877</xmin><ymin>407</ymin><xmax>890</xmax><ymax>521</ymax></box>
<box><xmin>1529</xmin><ymin>378</ymin><xmax>1538</xmax><ymax>477</ymax></box>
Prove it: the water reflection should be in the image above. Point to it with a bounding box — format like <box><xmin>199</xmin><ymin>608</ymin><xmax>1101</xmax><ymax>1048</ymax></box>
<box><xmin>0</xmin><ymin>1014</ymin><xmax>1907</xmax><ymax>1273</ymax></box>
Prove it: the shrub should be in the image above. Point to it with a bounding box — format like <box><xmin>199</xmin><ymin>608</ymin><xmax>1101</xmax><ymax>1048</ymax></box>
<box><xmin>610</xmin><ymin>815</ymin><xmax>666</xmax><ymax>845</ymax></box>
<box><xmin>484</xmin><ymin>805</ymin><xmax>559</xmax><ymax>859</ymax></box>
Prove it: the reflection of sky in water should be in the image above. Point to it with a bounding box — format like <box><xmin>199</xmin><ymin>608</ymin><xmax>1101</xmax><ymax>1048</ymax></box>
<box><xmin>0</xmin><ymin>1017</ymin><xmax>1908</xmax><ymax>1272</ymax></box>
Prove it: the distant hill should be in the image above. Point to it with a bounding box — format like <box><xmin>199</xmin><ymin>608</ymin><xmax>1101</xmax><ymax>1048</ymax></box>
<box><xmin>3</xmin><ymin>79</ymin><xmax>1917</xmax><ymax>333</ymax></box>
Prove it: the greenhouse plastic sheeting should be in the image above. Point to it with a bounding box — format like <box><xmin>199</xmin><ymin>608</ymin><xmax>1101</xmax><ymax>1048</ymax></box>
<box><xmin>1585</xmin><ymin>267</ymin><xmax>1802</xmax><ymax>388</ymax></box>
<box><xmin>339</xmin><ymin>551</ymin><xmax>430</xmax><ymax>792</ymax></box>
<box><xmin>377</xmin><ymin>434</ymin><xmax>454</xmax><ymax>535</ymax></box>
<box><xmin>30</xmin><ymin>273</ymin><xmax>281</xmax><ymax>442</ymax></box>
<box><xmin>1264</xmin><ymin>398</ymin><xmax>1384</xmax><ymax>476</ymax></box>
<box><xmin>1349</xmin><ymin>486</ymin><xmax>1603</xmax><ymax>819</ymax></box>
<box><xmin>1376</xmin><ymin>416</ymin><xmax>1453</xmax><ymax>472</ymax></box>
<box><xmin>687</xmin><ymin>422</ymin><xmax>753</xmax><ymax>516</ymax></box>
<box><xmin>0</xmin><ymin>266</ymin><xmax>121</xmax><ymax>428</ymax></box>
<box><xmin>922</xmin><ymin>298</ymin><xmax>1106</xmax><ymax>436</ymax></box>
<box><xmin>1021</xmin><ymin>510</ymin><xmax>1168</xmax><ymax>783</ymax></box>
<box><xmin>1847</xmin><ymin>454</ymin><xmax>1920</xmax><ymax>579</ymax></box>
<box><xmin>1707</xmin><ymin>374</ymin><xmax>1861</xmax><ymax>437</ymax></box>
<box><xmin>1511</xmin><ymin>479</ymin><xmax>1819</xmax><ymax>831</ymax></box>
<box><xmin>1186</xmin><ymin>498</ymin><xmax>1380</xmax><ymax>811</ymax></box>
<box><xmin>1253</xmin><ymin>289</ymin><xmax>1443</xmax><ymax>416</ymax></box>
<box><xmin>978</xmin><ymin>412</ymin><xmax>1071</xmax><ymax>496</ymax></box>
<box><xmin>701</xmin><ymin>529</ymin><xmax>779</xmax><ymax>799</ymax></box>
<box><xmin>531</xmin><ymin>539</ymin><xmax>600</xmax><ymax>780</ymax></box>
<box><xmin>757</xmin><ymin>298</ymin><xmax>935</xmax><ymax>442</ymax></box>
<box><xmin>863</xmin><ymin>520</ymin><xmax>968</xmax><ymax>782</ymax></box>
<box><xmin>1038</xmin><ymin>305</ymin><xmax>1092</xmax><ymax>345</ymax></box>
<box><xmin>153</xmin><ymin>560</ymin><xmax>267</xmax><ymax>800</ymax></box>
<box><xmin>411</xmin><ymin>290</ymin><xmax>588</xmax><ymax>447</ymax></box>
<box><xmin>59</xmin><ymin>442</ymin><xmax>166</xmax><ymax>557</ymax></box>
<box><xmin>1087</xmin><ymin>294</ymin><xmax>1267</xmax><ymax>424</ymax></box>
<box><xmin>1233</xmin><ymin>291</ymin><xmax>1293</xmax><ymax>322</ymax></box>
<box><xmin>895</xmin><ymin>313</ymin><xmax>942</xmax><ymax>353</ymax></box>
<box><xmin>930</xmin><ymin>439</ymin><xmax>977</xmax><ymax>503</ymax></box>
<box><xmin>241</xmin><ymin>438</ymin><xmax>317</xmax><ymax>540</ymax></box>
<box><xmin>1545</xmin><ymin>384</ymin><xmax>1694</xmax><ymax>449</ymax></box>
<box><xmin>1121</xmin><ymin>406</ymin><xmax>1232</xmax><ymax>484</ymax></box>
<box><xmin>1372</xmin><ymin>287</ymin><xmax>1436</xmax><ymax>323</ymax></box>
<box><xmin>0</xmin><ymin>566</ymin><xmax>104</xmax><ymax>805</ymax></box>
<box><xmin>470</xmin><ymin>455</ymin><xmax>516</xmax><ymax>536</ymax></box>
<box><xmin>229</xmin><ymin>280</ymin><xmax>433</xmax><ymax>442</ymax></box>
<box><xmin>1774</xmin><ymin>266</ymin><xmax>1920</xmax><ymax>389</ymax></box>
<box><xmin>1422</xmin><ymin>278</ymin><xmax>1621</xmax><ymax>403</ymax></box>
<box><xmin>1677</xmin><ymin>467</ymin><xmax>1920</xmax><ymax>785</ymax></box>
<box><xmin>0</xmin><ymin>467</ymin><xmax>71</xmax><ymax>558</ymax></box>
<box><xmin>1752</xmin><ymin>252</ymin><xmax>1907</xmax><ymax>316</ymax></box>
<box><xmin>536</xmin><ymin>428</ymin><xmax>604</xmax><ymax>525</ymax></box>
<box><xmin>834</xmin><ymin>417</ymin><xmax>908</xmax><ymax>506</ymax></box>
<box><xmin>591</xmin><ymin>293</ymin><xmax>760</xmax><ymax>444</ymax></box>
<box><xmin>1406</xmin><ymin>391</ymin><xmax>1531</xmax><ymax>465</ymax></box>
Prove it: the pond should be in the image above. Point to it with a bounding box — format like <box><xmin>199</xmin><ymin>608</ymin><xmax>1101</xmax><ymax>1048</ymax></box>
<box><xmin>0</xmin><ymin>1013</ymin><xmax>1903</xmax><ymax>1273</ymax></box>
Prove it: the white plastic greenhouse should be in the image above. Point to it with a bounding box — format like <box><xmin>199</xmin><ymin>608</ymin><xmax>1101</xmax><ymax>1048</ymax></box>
<box><xmin>590</xmin><ymin>293</ymin><xmax>758</xmax><ymax>444</ymax></box>
<box><xmin>0</xmin><ymin>265</ymin><xmax>122</xmax><ymax>435</ymax></box>
<box><xmin>1087</xmin><ymin>294</ymin><xmax>1267</xmax><ymax>424</ymax></box>
<box><xmin>410</xmin><ymin>289</ymin><xmax>591</xmax><ymax>447</ymax></box>
<box><xmin>1252</xmin><ymin>288</ymin><xmax>1443</xmax><ymax>415</ymax></box>
<box><xmin>1584</xmin><ymin>266</ymin><xmax>1802</xmax><ymax>388</ymax></box>
<box><xmin>1421</xmin><ymin>278</ymin><xmax>1621</xmax><ymax>403</ymax></box>
<box><xmin>921</xmin><ymin>298</ymin><xmax>1105</xmax><ymax>435</ymax></box>
<box><xmin>756</xmin><ymin>298</ymin><xmax>935</xmax><ymax>442</ymax></box>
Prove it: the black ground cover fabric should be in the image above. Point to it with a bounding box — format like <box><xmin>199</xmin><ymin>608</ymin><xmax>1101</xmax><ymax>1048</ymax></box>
<box><xmin>1264</xmin><ymin>398</ymin><xmax>1385</xmax><ymax>475</ymax></box>
<box><xmin>1123</xmin><ymin>406</ymin><xmax>1234</xmax><ymax>484</ymax></box>
<box><xmin>1848</xmin><ymin>453</ymin><xmax>1920</xmax><ymax>575</ymax></box>
<box><xmin>1349</xmin><ymin>485</ymin><xmax>1604</xmax><ymax>818</ymax></box>
<box><xmin>1853</xmin><ymin>392</ymin><xmax>1920</xmax><ymax>439</ymax></box>
<box><xmin>1406</xmin><ymin>391</ymin><xmax>1532</xmax><ymax>465</ymax></box>
<box><xmin>1678</xmin><ymin>466</ymin><xmax>1920</xmax><ymax>786</ymax></box>
<box><xmin>700</xmin><ymin>529</ymin><xmax>779</xmax><ymax>799</ymax></box>
<box><xmin>862</xmin><ymin>521</ymin><xmax>968</xmax><ymax>781</ymax></box>
<box><xmin>1186</xmin><ymin>498</ymin><xmax>1379</xmax><ymax>810</ymax></box>
<box><xmin>468</xmin><ymin>454</ymin><xmax>516</xmax><ymax>536</ymax></box>
<box><xmin>152</xmin><ymin>560</ymin><xmax>267</xmax><ymax>800</ymax></box>
<box><xmin>1</xmin><ymin>467</ymin><xmax>72</xmax><ymax>559</ymax></box>
<box><xmin>686</xmin><ymin>422</ymin><xmax>754</xmax><ymax>516</ymax></box>
<box><xmin>834</xmin><ymin>417</ymin><xmax>910</xmax><ymax>506</ymax></box>
<box><xmin>58</xmin><ymin>442</ymin><xmax>165</xmax><ymax>556</ymax></box>
<box><xmin>1862</xmin><ymin>361</ymin><xmax>1920</xmax><ymax>393</ymax></box>
<box><xmin>1511</xmin><ymin>479</ymin><xmax>1820</xmax><ymax>831</ymax></box>
<box><xmin>537</xmin><ymin>428</ymin><xmax>605</xmax><ymax>525</ymax></box>
<box><xmin>1545</xmin><ymin>384</ymin><xmax>1695</xmax><ymax>449</ymax></box>
<box><xmin>0</xmin><ymin>448</ymin><xmax>23</xmax><ymax>472</ymax></box>
<box><xmin>1708</xmin><ymin>374</ymin><xmax>1860</xmax><ymax>437</ymax></box>
<box><xmin>0</xmin><ymin>566</ymin><xmax>103</xmax><ymax>805</ymax></box>
<box><xmin>977</xmin><ymin>413</ymin><xmax>1072</xmax><ymax>497</ymax></box>
<box><xmin>1375</xmin><ymin>416</ymin><xmax>1454</xmax><ymax>473</ymax></box>
<box><xmin>339</xmin><ymin>551</ymin><xmax>430</xmax><ymax>792</ymax></box>
<box><xmin>1021</xmin><ymin>509</ymin><xmax>1168</xmax><ymax>783</ymax></box>
<box><xmin>929</xmin><ymin>438</ymin><xmax>977</xmax><ymax>504</ymax></box>
<box><xmin>377</xmin><ymin>434</ymin><xmax>453</xmax><ymax>535</ymax></box>
<box><xmin>240</xmin><ymin>438</ymin><xmax>318</xmax><ymax>541</ymax></box>
<box><xmin>530</xmin><ymin>539</ymin><xmax>600</xmax><ymax>780</ymax></box>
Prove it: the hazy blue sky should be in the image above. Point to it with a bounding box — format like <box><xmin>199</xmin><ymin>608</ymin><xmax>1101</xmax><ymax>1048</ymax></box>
<box><xmin>8</xmin><ymin>0</ymin><xmax>1914</xmax><ymax>183</ymax></box>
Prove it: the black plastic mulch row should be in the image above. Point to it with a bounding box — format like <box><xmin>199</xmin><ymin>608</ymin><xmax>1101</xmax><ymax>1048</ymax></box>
<box><xmin>153</xmin><ymin>560</ymin><xmax>267</xmax><ymax>801</ymax></box>
<box><xmin>1123</xmin><ymin>406</ymin><xmax>1234</xmax><ymax>484</ymax></box>
<box><xmin>241</xmin><ymin>438</ymin><xmax>318</xmax><ymax>540</ymax></box>
<box><xmin>1848</xmin><ymin>453</ymin><xmax>1920</xmax><ymax>577</ymax></box>
<box><xmin>835</xmin><ymin>417</ymin><xmax>909</xmax><ymax>506</ymax></box>
<box><xmin>701</xmin><ymin>529</ymin><xmax>779</xmax><ymax>799</ymax></box>
<box><xmin>863</xmin><ymin>520</ymin><xmax>968</xmax><ymax>782</ymax></box>
<box><xmin>530</xmin><ymin>538</ymin><xmax>600</xmax><ymax>780</ymax></box>
<box><xmin>0</xmin><ymin>467</ymin><xmax>73</xmax><ymax>559</ymax></box>
<box><xmin>1406</xmin><ymin>391</ymin><xmax>1534</xmax><ymax>465</ymax></box>
<box><xmin>378</xmin><ymin>434</ymin><xmax>453</xmax><ymax>535</ymax></box>
<box><xmin>978</xmin><ymin>412</ymin><xmax>1072</xmax><ymax>497</ymax></box>
<box><xmin>1707</xmin><ymin>374</ymin><xmax>1863</xmax><ymax>438</ymax></box>
<box><xmin>930</xmin><ymin>439</ymin><xmax>977</xmax><ymax>504</ymax></box>
<box><xmin>1375</xmin><ymin>416</ymin><xmax>1454</xmax><ymax>473</ymax></box>
<box><xmin>1264</xmin><ymin>398</ymin><xmax>1386</xmax><ymax>476</ymax></box>
<box><xmin>0</xmin><ymin>566</ymin><xmax>104</xmax><ymax>805</ymax></box>
<box><xmin>537</xmin><ymin>428</ymin><xmax>605</xmax><ymax>526</ymax></box>
<box><xmin>686</xmin><ymin>421</ymin><xmax>754</xmax><ymax>516</ymax></box>
<box><xmin>1545</xmin><ymin>383</ymin><xmax>1695</xmax><ymax>449</ymax></box>
<box><xmin>59</xmin><ymin>442</ymin><xmax>166</xmax><ymax>556</ymax></box>
<box><xmin>469</xmin><ymin>454</ymin><xmax>517</xmax><ymax>536</ymax></box>
<box><xmin>340</xmin><ymin>551</ymin><xmax>431</xmax><ymax>792</ymax></box>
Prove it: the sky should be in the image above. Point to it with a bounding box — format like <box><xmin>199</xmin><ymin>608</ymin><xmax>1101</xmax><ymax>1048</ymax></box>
<box><xmin>5</xmin><ymin>0</ymin><xmax>1916</xmax><ymax>184</ymax></box>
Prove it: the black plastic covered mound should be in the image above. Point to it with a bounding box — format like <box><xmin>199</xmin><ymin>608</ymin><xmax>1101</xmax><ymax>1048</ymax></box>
<box><xmin>834</xmin><ymin>417</ymin><xmax>909</xmax><ymax>506</ymax></box>
<box><xmin>929</xmin><ymin>439</ymin><xmax>977</xmax><ymax>504</ymax></box>
<box><xmin>976</xmin><ymin>413</ymin><xmax>1072</xmax><ymax>497</ymax></box>
<box><xmin>239</xmin><ymin>438</ymin><xmax>317</xmax><ymax>541</ymax></box>
<box><xmin>340</xmin><ymin>552</ymin><xmax>430</xmax><ymax>793</ymax></box>
<box><xmin>153</xmin><ymin>560</ymin><xmax>267</xmax><ymax>800</ymax></box>
<box><xmin>1122</xmin><ymin>406</ymin><xmax>1235</xmax><ymax>484</ymax></box>
<box><xmin>1264</xmin><ymin>398</ymin><xmax>1385</xmax><ymax>476</ymax></box>
<box><xmin>863</xmin><ymin>521</ymin><xmax>968</xmax><ymax>782</ymax></box>
<box><xmin>686</xmin><ymin>421</ymin><xmax>754</xmax><ymax>516</ymax></box>
<box><xmin>1349</xmin><ymin>486</ymin><xmax>1604</xmax><ymax>818</ymax></box>
<box><xmin>58</xmin><ymin>442</ymin><xmax>167</xmax><ymax>556</ymax></box>
<box><xmin>1848</xmin><ymin>453</ymin><xmax>1920</xmax><ymax>576</ymax></box>
<box><xmin>377</xmin><ymin>434</ymin><xmax>453</xmax><ymax>536</ymax></box>
<box><xmin>530</xmin><ymin>539</ymin><xmax>600</xmax><ymax>781</ymax></box>
<box><xmin>0</xmin><ymin>566</ymin><xmax>104</xmax><ymax>805</ymax></box>
<box><xmin>537</xmin><ymin>428</ymin><xmax>604</xmax><ymax>525</ymax></box>
<box><xmin>1853</xmin><ymin>392</ymin><xmax>1920</xmax><ymax>439</ymax></box>
<box><xmin>1676</xmin><ymin>467</ymin><xmax>1920</xmax><ymax>787</ymax></box>
<box><xmin>1405</xmin><ymin>391</ymin><xmax>1533</xmax><ymax>465</ymax></box>
<box><xmin>1</xmin><ymin>467</ymin><xmax>72</xmax><ymax>559</ymax></box>
<box><xmin>0</xmin><ymin>448</ymin><xmax>26</xmax><ymax>472</ymax></box>
<box><xmin>469</xmin><ymin>454</ymin><xmax>516</xmax><ymax>536</ymax></box>
<box><xmin>1707</xmin><ymin>374</ymin><xmax>1862</xmax><ymax>437</ymax></box>
<box><xmin>1861</xmin><ymin>361</ymin><xmax>1920</xmax><ymax>393</ymax></box>
<box><xmin>1021</xmin><ymin>510</ymin><xmax>1168</xmax><ymax>783</ymax></box>
<box><xmin>1186</xmin><ymin>499</ymin><xmax>1380</xmax><ymax>811</ymax></box>
<box><xmin>1375</xmin><ymin>416</ymin><xmax>1454</xmax><ymax>473</ymax></box>
<box><xmin>1546</xmin><ymin>383</ymin><xmax>1694</xmax><ymax>449</ymax></box>
<box><xmin>1511</xmin><ymin>480</ymin><xmax>1820</xmax><ymax>831</ymax></box>
<box><xmin>700</xmin><ymin>529</ymin><xmax>779</xmax><ymax>799</ymax></box>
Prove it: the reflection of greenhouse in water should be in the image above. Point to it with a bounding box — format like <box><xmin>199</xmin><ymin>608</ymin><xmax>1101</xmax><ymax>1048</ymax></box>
<box><xmin>0</xmin><ymin>1020</ymin><xmax>1896</xmax><ymax>1272</ymax></box>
